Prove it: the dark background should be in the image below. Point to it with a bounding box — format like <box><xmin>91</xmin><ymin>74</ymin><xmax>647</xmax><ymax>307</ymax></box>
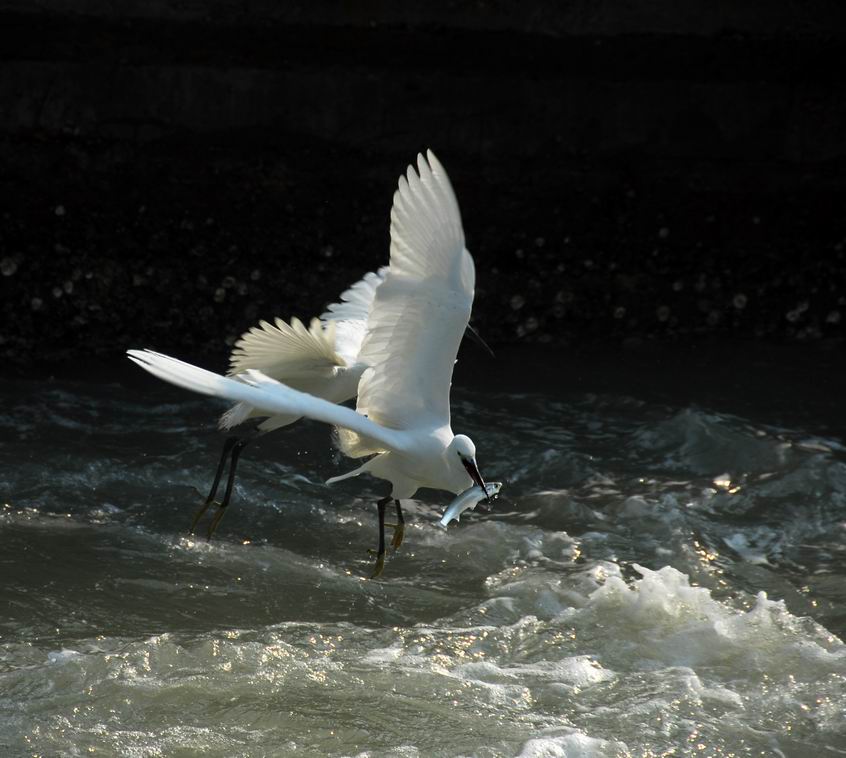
<box><xmin>2</xmin><ymin>1</ymin><xmax>846</xmax><ymax>368</ymax></box>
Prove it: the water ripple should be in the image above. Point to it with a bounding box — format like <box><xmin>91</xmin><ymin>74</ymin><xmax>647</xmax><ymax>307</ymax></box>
<box><xmin>2</xmin><ymin>377</ymin><xmax>845</xmax><ymax>755</ymax></box>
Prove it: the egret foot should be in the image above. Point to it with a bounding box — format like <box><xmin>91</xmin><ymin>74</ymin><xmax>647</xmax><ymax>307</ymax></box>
<box><xmin>370</xmin><ymin>551</ymin><xmax>386</xmax><ymax>579</ymax></box>
<box><xmin>389</xmin><ymin>499</ymin><xmax>405</xmax><ymax>550</ymax></box>
<box><xmin>366</xmin><ymin>546</ymin><xmax>387</xmax><ymax>576</ymax></box>
<box><xmin>190</xmin><ymin>500</ymin><xmax>229</xmax><ymax>540</ymax></box>
<box><xmin>190</xmin><ymin>499</ymin><xmax>216</xmax><ymax>534</ymax></box>
<box><xmin>387</xmin><ymin>523</ymin><xmax>405</xmax><ymax>551</ymax></box>
<box><xmin>206</xmin><ymin>504</ymin><xmax>229</xmax><ymax>540</ymax></box>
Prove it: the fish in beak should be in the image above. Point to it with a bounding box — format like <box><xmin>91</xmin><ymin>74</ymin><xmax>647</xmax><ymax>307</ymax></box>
<box><xmin>462</xmin><ymin>456</ymin><xmax>491</xmax><ymax>503</ymax></box>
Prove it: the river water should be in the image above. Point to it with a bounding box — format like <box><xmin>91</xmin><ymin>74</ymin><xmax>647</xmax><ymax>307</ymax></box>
<box><xmin>2</xmin><ymin>344</ymin><xmax>845</xmax><ymax>757</ymax></box>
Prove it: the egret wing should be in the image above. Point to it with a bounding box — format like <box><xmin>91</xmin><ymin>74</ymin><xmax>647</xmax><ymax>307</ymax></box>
<box><xmin>127</xmin><ymin>350</ymin><xmax>411</xmax><ymax>453</ymax></box>
<box><xmin>321</xmin><ymin>266</ymin><xmax>388</xmax><ymax>365</ymax></box>
<box><xmin>227</xmin><ymin>316</ymin><xmax>343</xmax><ymax>379</ymax></box>
<box><xmin>353</xmin><ymin>151</ymin><xmax>475</xmax><ymax>435</ymax></box>
<box><xmin>222</xmin><ymin>269</ymin><xmax>386</xmax><ymax>432</ymax></box>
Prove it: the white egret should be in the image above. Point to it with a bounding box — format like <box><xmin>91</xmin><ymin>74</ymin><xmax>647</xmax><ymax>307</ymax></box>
<box><xmin>195</xmin><ymin>267</ymin><xmax>386</xmax><ymax>537</ymax></box>
<box><xmin>129</xmin><ymin>150</ymin><xmax>491</xmax><ymax>577</ymax></box>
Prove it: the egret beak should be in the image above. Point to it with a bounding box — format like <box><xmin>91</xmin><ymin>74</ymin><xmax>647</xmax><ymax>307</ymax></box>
<box><xmin>462</xmin><ymin>457</ymin><xmax>491</xmax><ymax>503</ymax></box>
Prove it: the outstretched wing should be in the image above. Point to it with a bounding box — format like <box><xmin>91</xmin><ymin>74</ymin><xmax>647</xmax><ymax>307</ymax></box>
<box><xmin>222</xmin><ymin>269</ymin><xmax>386</xmax><ymax>431</ymax></box>
<box><xmin>227</xmin><ymin>317</ymin><xmax>343</xmax><ymax>379</ymax></box>
<box><xmin>127</xmin><ymin>350</ymin><xmax>411</xmax><ymax>454</ymax></box>
<box><xmin>321</xmin><ymin>266</ymin><xmax>388</xmax><ymax>365</ymax></box>
<box><xmin>353</xmin><ymin>150</ymin><xmax>475</xmax><ymax>436</ymax></box>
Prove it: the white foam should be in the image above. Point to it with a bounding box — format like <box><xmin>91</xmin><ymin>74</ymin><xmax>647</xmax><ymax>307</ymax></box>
<box><xmin>361</xmin><ymin>645</ymin><xmax>404</xmax><ymax>664</ymax></box>
<box><xmin>563</xmin><ymin>564</ymin><xmax>846</xmax><ymax>672</ymax></box>
<box><xmin>678</xmin><ymin>668</ymin><xmax>743</xmax><ymax>707</ymax></box>
<box><xmin>456</xmin><ymin>656</ymin><xmax>613</xmax><ymax>690</ymax></box>
<box><xmin>47</xmin><ymin>649</ymin><xmax>81</xmax><ymax>664</ymax></box>
<box><xmin>517</xmin><ymin>730</ymin><xmax>628</xmax><ymax>757</ymax></box>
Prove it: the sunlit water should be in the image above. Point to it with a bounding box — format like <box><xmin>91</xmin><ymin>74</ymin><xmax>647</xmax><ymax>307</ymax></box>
<box><xmin>2</xmin><ymin>356</ymin><xmax>846</xmax><ymax>757</ymax></box>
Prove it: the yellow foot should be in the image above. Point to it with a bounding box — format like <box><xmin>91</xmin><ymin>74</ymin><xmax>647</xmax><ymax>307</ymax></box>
<box><xmin>206</xmin><ymin>506</ymin><xmax>227</xmax><ymax>540</ymax></box>
<box><xmin>386</xmin><ymin>522</ymin><xmax>405</xmax><ymax>551</ymax></box>
<box><xmin>190</xmin><ymin>500</ymin><xmax>217</xmax><ymax>534</ymax></box>
<box><xmin>370</xmin><ymin>551</ymin><xmax>386</xmax><ymax>579</ymax></box>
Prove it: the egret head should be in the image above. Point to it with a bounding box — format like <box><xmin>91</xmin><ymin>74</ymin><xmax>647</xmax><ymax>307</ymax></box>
<box><xmin>449</xmin><ymin>434</ymin><xmax>490</xmax><ymax>502</ymax></box>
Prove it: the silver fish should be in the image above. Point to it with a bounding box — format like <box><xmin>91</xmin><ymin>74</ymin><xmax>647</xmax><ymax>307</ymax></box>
<box><xmin>439</xmin><ymin>482</ymin><xmax>503</xmax><ymax>527</ymax></box>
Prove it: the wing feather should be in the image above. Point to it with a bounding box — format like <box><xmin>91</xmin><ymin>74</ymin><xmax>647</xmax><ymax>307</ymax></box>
<box><xmin>321</xmin><ymin>267</ymin><xmax>388</xmax><ymax>365</ymax></box>
<box><xmin>350</xmin><ymin>150</ymin><xmax>473</xmax><ymax>438</ymax></box>
<box><xmin>222</xmin><ymin>269</ymin><xmax>387</xmax><ymax>430</ymax></box>
<box><xmin>227</xmin><ymin>316</ymin><xmax>343</xmax><ymax>379</ymax></box>
<box><xmin>127</xmin><ymin>350</ymin><xmax>411</xmax><ymax>454</ymax></box>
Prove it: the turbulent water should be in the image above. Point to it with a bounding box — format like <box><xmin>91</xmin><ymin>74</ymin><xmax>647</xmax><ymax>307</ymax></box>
<box><xmin>2</xmin><ymin>355</ymin><xmax>846</xmax><ymax>757</ymax></box>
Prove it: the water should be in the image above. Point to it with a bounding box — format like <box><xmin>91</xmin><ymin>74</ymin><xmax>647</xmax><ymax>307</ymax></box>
<box><xmin>2</xmin><ymin>345</ymin><xmax>846</xmax><ymax>756</ymax></box>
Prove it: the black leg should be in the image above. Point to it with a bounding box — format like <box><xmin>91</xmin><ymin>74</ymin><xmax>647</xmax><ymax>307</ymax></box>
<box><xmin>207</xmin><ymin>437</ymin><xmax>239</xmax><ymax>503</ymax></box>
<box><xmin>370</xmin><ymin>496</ymin><xmax>391</xmax><ymax>579</ymax></box>
<box><xmin>191</xmin><ymin>436</ymin><xmax>239</xmax><ymax>534</ymax></box>
<box><xmin>206</xmin><ymin>438</ymin><xmax>249</xmax><ymax>539</ymax></box>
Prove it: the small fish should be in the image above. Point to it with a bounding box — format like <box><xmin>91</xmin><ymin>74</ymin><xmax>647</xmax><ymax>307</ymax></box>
<box><xmin>439</xmin><ymin>482</ymin><xmax>503</xmax><ymax>528</ymax></box>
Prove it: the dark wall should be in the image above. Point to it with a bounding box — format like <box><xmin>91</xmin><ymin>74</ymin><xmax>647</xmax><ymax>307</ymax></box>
<box><xmin>1</xmin><ymin>2</ymin><xmax>845</xmax><ymax>365</ymax></box>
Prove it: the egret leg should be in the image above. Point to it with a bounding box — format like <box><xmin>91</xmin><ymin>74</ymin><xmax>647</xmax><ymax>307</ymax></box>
<box><xmin>370</xmin><ymin>496</ymin><xmax>391</xmax><ymax>579</ymax></box>
<box><xmin>387</xmin><ymin>499</ymin><xmax>405</xmax><ymax>551</ymax></box>
<box><xmin>190</xmin><ymin>436</ymin><xmax>239</xmax><ymax>534</ymax></box>
<box><xmin>205</xmin><ymin>438</ymin><xmax>249</xmax><ymax>539</ymax></box>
